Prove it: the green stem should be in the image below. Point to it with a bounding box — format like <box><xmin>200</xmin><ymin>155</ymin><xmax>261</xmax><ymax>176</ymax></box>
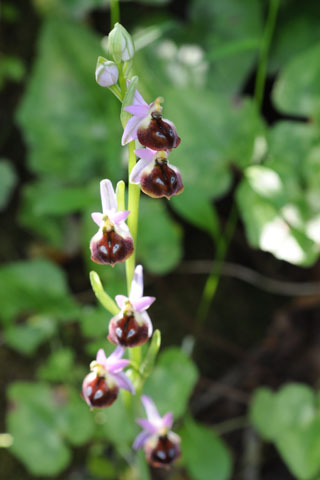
<box><xmin>254</xmin><ymin>0</ymin><xmax>280</xmax><ymax>109</ymax></box>
<box><xmin>196</xmin><ymin>204</ymin><xmax>238</xmax><ymax>327</ymax></box>
<box><xmin>110</xmin><ymin>0</ymin><xmax>120</xmax><ymax>29</ymax></box>
<box><xmin>125</xmin><ymin>141</ymin><xmax>141</xmax><ymax>376</ymax></box>
<box><xmin>125</xmin><ymin>141</ymin><xmax>141</xmax><ymax>292</ymax></box>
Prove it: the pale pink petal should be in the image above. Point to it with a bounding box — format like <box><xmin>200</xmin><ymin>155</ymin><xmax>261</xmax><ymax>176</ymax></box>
<box><xmin>107</xmin><ymin>314</ymin><xmax>121</xmax><ymax>346</ymax></box>
<box><xmin>132</xmin><ymin>87</ymin><xmax>149</xmax><ymax>107</ymax></box>
<box><xmin>96</xmin><ymin>349</ymin><xmax>108</xmax><ymax>367</ymax></box>
<box><xmin>121</xmin><ymin>115</ymin><xmax>142</xmax><ymax>145</ymax></box>
<box><xmin>162</xmin><ymin>412</ymin><xmax>173</xmax><ymax>429</ymax></box>
<box><xmin>141</xmin><ymin>311</ymin><xmax>153</xmax><ymax>337</ymax></box>
<box><xmin>115</xmin><ymin>294</ymin><xmax>128</xmax><ymax>309</ymax></box>
<box><xmin>134</xmin><ymin>148</ymin><xmax>156</xmax><ymax>162</ymax></box>
<box><xmin>91</xmin><ymin>212</ymin><xmax>103</xmax><ymax>227</ymax></box>
<box><xmin>124</xmin><ymin>104</ymin><xmax>149</xmax><ymax>117</ymax></box>
<box><xmin>108</xmin><ymin>358</ymin><xmax>130</xmax><ymax>373</ymax></box>
<box><xmin>82</xmin><ymin>372</ymin><xmax>95</xmax><ymax>406</ymax></box>
<box><xmin>100</xmin><ymin>179</ymin><xmax>117</xmax><ymax>213</ymax></box>
<box><xmin>137</xmin><ymin>418</ymin><xmax>159</xmax><ymax>434</ymax></box>
<box><xmin>133</xmin><ymin>430</ymin><xmax>152</xmax><ymax>450</ymax></box>
<box><xmin>110</xmin><ymin>210</ymin><xmax>130</xmax><ymax>225</ymax></box>
<box><xmin>141</xmin><ymin>395</ymin><xmax>161</xmax><ymax>423</ymax></box>
<box><xmin>129</xmin><ymin>264</ymin><xmax>144</xmax><ymax>301</ymax></box>
<box><xmin>107</xmin><ymin>345</ymin><xmax>125</xmax><ymax>363</ymax></box>
<box><xmin>131</xmin><ymin>296</ymin><xmax>155</xmax><ymax>312</ymax></box>
<box><xmin>112</xmin><ymin>371</ymin><xmax>135</xmax><ymax>394</ymax></box>
<box><xmin>129</xmin><ymin>158</ymin><xmax>153</xmax><ymax>184</ymax></box>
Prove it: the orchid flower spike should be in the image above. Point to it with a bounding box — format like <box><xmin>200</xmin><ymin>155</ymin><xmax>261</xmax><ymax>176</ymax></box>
<box><xmin>90</xmin><ymin>179</ymin><xmax>133</xmax><ymax>265</ymax></box>
<box><xmin>130</xmin><ymin>147</ymin><xmax>184</xmax><ymax>199</ymax></box>
<box><xmin>122</xmin><ymin>87</ymin><xmax>181</xmax><ymax>151</ymax></box>
<box><xmin>108</xmin><ymin>264</ymin><xmax>155</xmax><ymax>347</ymax></box>
<box><xmin>133</xmin><ymin>395</ymin><xmax>181</xmax><ymax>468</ymax></box>
<box><xmin>82</xmin><ymin>346</ymin><xmax>135</xmax><ymax>408</ymax></box>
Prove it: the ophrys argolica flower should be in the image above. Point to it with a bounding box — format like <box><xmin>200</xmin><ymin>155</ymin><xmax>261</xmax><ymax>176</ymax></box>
<box><xmin>122</xmin><ymin>88</ymin><xmax>181</xmax><ymax>151</ymax></box>
<box><xmin>82</xmin><ymin>347</ymin><xmax>135</xmax><ymax>408</ymax></box>
<box><xmin>90</xmin><ymin>179</ymin><xmax>133</xmax><ymax>265</ymax></box>
<box><xmin>108</xmin><ymin>265</ymin><xmax>155</xmax><ymax>347</ymax></box>
<box><xmin>133</xmin><ymin>395</ymin><xmax>181</xmax><ymax>468</ymax></box>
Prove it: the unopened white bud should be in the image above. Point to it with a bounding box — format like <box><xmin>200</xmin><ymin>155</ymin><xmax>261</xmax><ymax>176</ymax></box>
<box><xmin>95</xmin><ymin>56</ymin><xmax>119</xmax><ymax>87</ymax></box>
<box><xmin>108</xmin><ymin>23</ymin><xmax>135</xmax><ymax>63</ymax></box>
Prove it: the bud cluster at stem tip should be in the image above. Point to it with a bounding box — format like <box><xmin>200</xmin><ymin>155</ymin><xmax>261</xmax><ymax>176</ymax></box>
<box><xmin>95</xmin><ymin>23</ymin><xmax>134</xmax><ymax>89</ymax></box>
<box><xmin>108</xmin><ymin>22</ymin><xmax>135</xmax><ymax>63</ymax></box>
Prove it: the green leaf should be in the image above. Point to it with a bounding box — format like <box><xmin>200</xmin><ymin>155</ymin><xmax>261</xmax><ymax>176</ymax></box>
<box><xmin>138</xmin><ymin>197</ymin><xmax>183</xmax><ymax>274</ymax></box>
<box><xmin>250</xmin><ymin>385</ymin><xmax>315</xmax><ymax>442</ymax></box>
<box><xmin>140</xmin><ymin>329</ymin><xmax>161</xmax><ymax>380</ymax></box>
<box><xmin>79</xmin><ymin>306</ymin><xmax>110</xmax><ymax>339</ymax></box>
<box><xmin>17</xmin><ymin>18</ymin><xmax>122</xmax><ymax>184</ymax></box>
<box><xmin>143</xmin><ymin>347</ymin><xmax>198</xmax><ymax>418</ymax></box>
<box><xmin>163</xmin><ymin>88</ymin><xmax>265</xmax><ymax>234</ymax></box>
<box><xmin>269</xmin><ymin>4</ymin><xmax>320</xmax><ymax>73</ymax></box>
<box><xmin>97</xmin><ymin>394</ymin><xmax>136</xmax><ymax>449</ymax></box>
<box><xmin>180</xmin><ymin>417</ymin><xmax>232</xmax><ymax>480</ymax></box>
<box><xmin>237</xmin><ymin>121</ymin><xmax>320</xmax><ymax>266</ymax></box>
<box><xmin>56</xmin><ymin>386</ymin><xmax>95</xmax><ymax>446</ymax></box>
<box><xmin>250</xmin><ymin>387</ymin><xmax>278</xmax><ymax>440</ymax></box>
<box><xmin>272</xmin><ymin>42</ymin><xmax>320</xmax><ymax>119</ymax></box>
<box><xmin>276</xmin><ymin>418</ymin><xmax>320</xmax><ymax>480</ymax></box>
<box><xmin>89</xmin><ymin>271</ymin><xmax>120</xmax><ymax>316</ymax></box>
<box><xmin>236</xmin><ymin>177</ymin><xmax>318</xmax><ymax>266</ymax></box>
<box><xmin>190</xmin><ymin>0</ymin><xmax>262</xmax><ymax>94</ymax></box>
<box><xmin>7</xmin><ymin>382</ymin><xmax>71</xmax><ymax>476</ymax></box>
<box><xmin>0</xmin><ymin>259</ymin><xmax>79</xmax><ymax>326</ymax></box>
<box><xmin>250</xmin><ymin>383</ymin><xmax>320</xmax><ymax>480</ymax></box>
<box><xmin>36</xmin><ymin>348</ymin><xmax>86</xmax><ymax>383</ymax></box>
<box><xmin>171</xmin><ymin>193</ymin><xmax>221</xmax><ymax>239</ymax></box>
<box><xmin>4</xmin><ymin>315</ymin><xmax>56</xmax><ymax>355</ymax></box>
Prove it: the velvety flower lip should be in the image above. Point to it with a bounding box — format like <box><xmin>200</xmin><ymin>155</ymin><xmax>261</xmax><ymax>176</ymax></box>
<box><xmin>107</xmin><ymin>265</ymin><xmax>155</xmax><ymax>346</ymax></box>
<box><xmin>133</xmin><ymin>395</ymin><xmax>174</xmax><ymax>450</ymax></box>
<box><xmin>130</xmin><ymin>148</ymin><xmax>184</xmax><ymax>199</ymax></box>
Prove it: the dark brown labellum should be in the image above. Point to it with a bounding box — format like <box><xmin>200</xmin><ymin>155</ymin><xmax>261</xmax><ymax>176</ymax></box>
<box><xmin>137</xmin><ymin>116</ymin><xmax>181</xmax><ymax>151</ymax></box>
<box><xmin>108</xmin><ymin>312</ymin><xmax>149</xmax><ymax>347</ymax></box>
<box><xmin>141</xmin><ymin>162</ymin><xmax>184</xmax><ymax>199</ymax></box>
<box><xmin>91</xmin><ymin>230</ymin><xmax>133</xmax><ymax>265</ymax></box>
<box><xmin>148</xmin><ymin>434</ymin><xmax>181</xmax><ymax>468</ymax></box>
<box><xmin>83</xmin><ymin>374</ymin><xmax>118</xmax><ymax>408</ymax></box>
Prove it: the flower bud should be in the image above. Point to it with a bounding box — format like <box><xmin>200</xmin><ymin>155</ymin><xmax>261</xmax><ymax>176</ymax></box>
<box><xmin>95</xmin><ymin>56</ymin><xmax>119</xmax><ymax>87</ymax></box>
<box><xmin>108</xmin><ymin>23</ymin><xmax>134</xmax><ymax>63</ymax></box>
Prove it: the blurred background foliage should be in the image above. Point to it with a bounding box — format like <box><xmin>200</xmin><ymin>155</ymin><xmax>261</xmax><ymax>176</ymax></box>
<box><xmin>1</xmin><ymin>0</ymin><xmax>320</xmax><ymax>479</ymax></box>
